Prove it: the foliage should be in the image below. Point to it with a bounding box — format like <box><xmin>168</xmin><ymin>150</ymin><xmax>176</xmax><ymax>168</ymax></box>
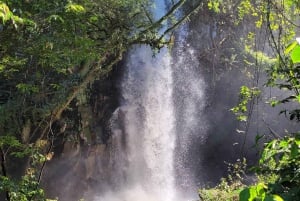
<box><xmin>236</xmin><ymin>39</ymin><xmax>300</xmax><ymax>200</ymax></box>
<box><xmin>199</xmin><ymin>185</ymin><xmax>240</xmax><ymax>201</ymax></box>
<box><xmin>207</xmin><ymin>0</ymin><xmax>221</xmax><ymax>13</ymax></box>
<box><xmin>199</xmin><ymin>136</ymin><xmax>300</xmax><ymax>201</ymax></box>
<box><xmin>239</xmin><ymin>183</ymin><xmax>284</xmax><ymax>201</ymax></box>
<box><xmin>256</xmin><ymin>136</ymin><xmax>300</xmax><ymax>200</ymax></box>
<box><xmin>266</xmin><ymin>40</ymin><xmax>300</xmax><ymax>121</ymax></box>
<box><xmin>0</xmin><ymin>136</ymin><xmax>56</xmax><ymax>200</ymax></box>
<box><xmin>236</xmin><ymin>40</ymin><xmax>300</xmax><ymax>200</ymax></box>
<box><xmin>0</xmin><ymin>175</ymin><xmax>46</xmax><ymax>201</ymax></box>
<box><xmin>238</xmin><ymin>134</ymin><xmax>300</xmax><ymax>201</ymax></box>
<box><xmin>0</xmin><ymin>2</ymin><xmax>28</xmax><ymax>26</ymax></box>
<box><xmin>231</xmin><ymin>86</ymin><xmax>260</xmax><ymax>122</ymax></box>
<box><xmin>0</xmin><ymin>0</ymin><xmax>199</xmax><ymax>138</ymax></box>
<box><xmin>259</xmin><ymin>136</ymin><xmax>300</xmax><ymax>184</ymax></box>
<box><xmin>199</xmin><ymin>159</ymin><xmax>247</xmax><ymax>201</ymax></box>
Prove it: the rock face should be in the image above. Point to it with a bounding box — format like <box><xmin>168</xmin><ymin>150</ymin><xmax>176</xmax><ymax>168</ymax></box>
<box><xmin>185</xmin><ymin>10</ymin><xmax>253</xmax><ymax>184</ymax></box>
<box><xmin>180</xmin><ymin>7</ymin><xmax>298</xmax><ymax>186</ymax></box>
<box><xmin>42</xmin><ymin>71</ymin><xmax>120</xmax><ymax>201</ymax></box>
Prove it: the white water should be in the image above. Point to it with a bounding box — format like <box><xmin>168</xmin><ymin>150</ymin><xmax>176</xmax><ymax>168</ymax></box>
<box><xmin>95</xmin><ymin>47</ymin><xmax>177</xmax><ymax>201</ymax></box>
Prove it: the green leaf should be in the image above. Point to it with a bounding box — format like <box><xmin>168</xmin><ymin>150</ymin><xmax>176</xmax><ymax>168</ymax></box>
<box><xmin>290</xmin><ymin>45</ymin><xmax>300</xmax><ymax>64</ymax></box>
<box><xmin>0</xmin><ymin>2</ymin><xmax>12</xmax><ymax>23</ymax></box>
<box><xmin>239</xmin><ymin>186</ymin><xmax>257</xmax><ymax>201</ymax></box>
<box><xmin>285</xmin><ymin>41</ymin><xmax>298</xmax><ymax>55</ymax></box>
<box><xmin>65</xmin><ymin>3</ymin><xmax>85</xmax><ymax>14</ymax></box>
<box><xmin>270</xmin><ymin>100</ymin><xmax>280</xmax><ymax>107</ymax></box>
<box><xmin>0</xmin><ymin>136</ymin><xmax>22</xmax><ymax>148</ymax></box>
<box><xmin>256</xmin><ymin>183</ymin><xmax>267</xmax><ymax>196</ymax></box>
<box><xmin>16</xmin><ymin>83</ymin><xmax>39</xmax><ymax>94</ymax></box>
<box><xmin>296</xmin><ymin>95</ymin><xmax>300</xmax><ymax>103</ymax></box>
<box><xmin>208</xmin><ymin>0</ymin><xmax>220</xmax><ymax>13</ymax></box>
<box><xmin>238</xmin><ymin>115</ymin><xmax>248</xmax><ymax>122</ymax></box>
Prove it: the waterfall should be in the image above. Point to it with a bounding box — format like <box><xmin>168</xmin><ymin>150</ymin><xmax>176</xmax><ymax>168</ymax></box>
<box><xmin>124</xmin><ymin>46</ymin><xmax>176</xmax><ymax>200</ymax></box>
<box><xmin>94</xmin><ymin>43</ymin><xmax>206</xmax><ymax>201</ymax></box>
<box><xmin>95</xmin><ymin>47</ymin><xmax>176</xmax><ymax>201</ymax></box>
<box><xmin>94</xmin><ymin>2</ymin><xmax>206</xmax><ymax>201</ymax></box>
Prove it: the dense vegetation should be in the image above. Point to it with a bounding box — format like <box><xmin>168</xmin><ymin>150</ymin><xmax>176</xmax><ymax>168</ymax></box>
<box><xmin>199</xmin><ymin>0</ymin><xmax>300</xmax><ymax>200</ymax></box>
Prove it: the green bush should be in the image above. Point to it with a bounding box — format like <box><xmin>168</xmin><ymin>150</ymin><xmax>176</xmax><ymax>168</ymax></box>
<box><xmin>239</xmin><ymin>135</ymin><xmax>300</xmax><ymax>201</ymax></box>
<box><xmin>199</xmin><ymin>159</ymin><xmax>247</xmax><ymax>201</ymax></box>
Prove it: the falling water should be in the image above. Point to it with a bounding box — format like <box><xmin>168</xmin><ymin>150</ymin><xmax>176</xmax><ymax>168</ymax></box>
<box><xmin>94</xmin><ymin>46</ymin><xmax>176</xmax><ymax>201</ymax></box>
<box><xmin>94</xmin><ymin>43</ymin><xmax>206</xmax><ymax>201</ymax></box>
<box><xmin>94</xmin><ymin>1</ymin><xmax>206</xmax><ymax>200</ymax></box>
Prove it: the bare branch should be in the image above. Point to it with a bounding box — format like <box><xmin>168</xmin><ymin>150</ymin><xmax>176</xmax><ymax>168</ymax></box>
<box><xmin>157</xmin><ymin>2</ymin><xmax>202</xmax><ymax>42</ymax></box>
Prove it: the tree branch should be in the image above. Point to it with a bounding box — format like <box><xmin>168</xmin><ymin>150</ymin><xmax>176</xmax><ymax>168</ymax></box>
<box><xmin>39</xmin><ymin>51</ymin><xmax>124</xmax><ymax>140</ymax></box>
<box><xmin>131</xmin><ymin>0</ymin><xmax>202</xmax><ymax>47</ymax></box>
<box><xmin>138</xmin><ymin>0</ymin><xmax>187</xmax><ymax>37</ymax></box>
<box><xmin>157</xmin><ymin>1</ymin><xmax>202</xmax><ymax>42</ymax></box>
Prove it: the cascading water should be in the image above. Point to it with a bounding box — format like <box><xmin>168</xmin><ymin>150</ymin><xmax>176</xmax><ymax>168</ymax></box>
<box><xmin>95</xmin><ymin>46</ymin><xmax>205</xmax><ymax>201</ymax></box>
<box><xmin>95</xmin><ymin>46</ymin><xmax>176</xmax><ymax>201</ymax></box>
<box><xmin>94</xmin><ymin>2</ymin><xmax>206</xmax><ymax>201</ymax></box>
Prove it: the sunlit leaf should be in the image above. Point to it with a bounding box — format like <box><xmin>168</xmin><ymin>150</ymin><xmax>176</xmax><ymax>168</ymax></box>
<box><xmin>0</xmin><ymin>2</ymin><xmax>12</xmax><ymax>23</ymax></box>
<box><xmin>265</xmin><ymin>194</ymin><xmax>284</xmax><ymax>201</ymax></box>
<box><xmin>65</xmin><ymin>3</ymin><xmax>85</xmax><ymax>14</ymax></box>
<box><xmin>285</xmin><ymin>41</ymin><xmax>298</xmax><ymax>54</ymax></box>
<box><xmin>239</xmin><ymin>187</ymin><xmax>257</xmax><ymax>201</ymax></box>
<box><xmin>291</xmin><ymin>45</ymin><xmax>300</xmax><ymax>64</ymax></box>
<box><xmin>296</xmin><ymin>95</ymin><xmax>300</xmax><ymax>103</ymax></box>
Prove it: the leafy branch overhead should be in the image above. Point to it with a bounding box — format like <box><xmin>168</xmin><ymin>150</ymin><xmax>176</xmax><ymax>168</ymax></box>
<box><xmin>0</xmin><ymin>0</ymin><xmax>200</xmax><ymax>132</ymax></box>
<box><xmin>0</xmin><ymin>0</ymin><xmax>200</xmax><ymax>138</ymax></box>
